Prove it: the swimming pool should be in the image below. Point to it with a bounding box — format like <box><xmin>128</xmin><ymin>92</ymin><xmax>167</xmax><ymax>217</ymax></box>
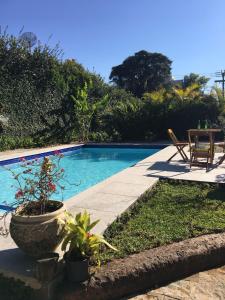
<box><xmin>0</xmin><ymin>145</ymin><xmax>163</xmax><ymax>211</ymax></box>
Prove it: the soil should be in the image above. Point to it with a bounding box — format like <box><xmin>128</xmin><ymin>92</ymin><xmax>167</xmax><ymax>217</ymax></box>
<box><xmin>16</xmin><ymin>200</ymin><xmax>63</xmax><ymax>216</ymax></box>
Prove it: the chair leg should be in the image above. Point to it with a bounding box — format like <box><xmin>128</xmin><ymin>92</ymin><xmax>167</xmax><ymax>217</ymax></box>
<box><xmin>190</xmin><ymin>153</ymin><xmax>193</xmax><ymax>168</ymax></box>
<box><xmin>206</xmin><ymin>156</ymin><xmax>209</xmax><ymax>171</ymax></box>
<box><xmin>167</xmin><ymin>151</ymin><xmax>179</xmax><ymax>162</ymax></box>
<box><xmin>168</xmin><ymin>145</ymin><xmax>188</xmax><ymax>163</ymax></box>
<box><xmin>218</xmin><ymin>154</ymin><xmax>225</xmax><ymax>165</ymax></box>
<box><xmin>179</xmin><ymin>146</ymin><xmax>188</xmax><ymax>161</ymax></box>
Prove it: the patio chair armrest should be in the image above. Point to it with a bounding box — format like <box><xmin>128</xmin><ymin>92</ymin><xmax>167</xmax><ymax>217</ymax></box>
<box><xmin>191</xmin><ymin>146</ymin><xmax>210</xmax><ymax>152</ymax></box>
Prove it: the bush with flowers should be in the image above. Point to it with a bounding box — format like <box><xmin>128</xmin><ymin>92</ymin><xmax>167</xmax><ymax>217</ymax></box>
<box><xmin>0</xmin><ymin>150</ymin><xmax>66</xmax><ymax>236</ymax></box>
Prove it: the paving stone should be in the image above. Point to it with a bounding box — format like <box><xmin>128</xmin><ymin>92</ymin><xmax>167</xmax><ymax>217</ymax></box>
<box><xmin>100</xmin><ymin>181</ymin><xmax>152</xmax><ymax>197</ymax></box>
<box><xmin>129</xmin><ymin>266</ymin><xmax>225</xmax><ymax>300</ymax></box>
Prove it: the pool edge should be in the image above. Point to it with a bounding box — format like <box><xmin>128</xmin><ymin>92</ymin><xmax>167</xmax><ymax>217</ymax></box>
<box><xmin>0</xmin><ymin>143</ymin><xmax>168</xmax><ymax>166</ymax></box>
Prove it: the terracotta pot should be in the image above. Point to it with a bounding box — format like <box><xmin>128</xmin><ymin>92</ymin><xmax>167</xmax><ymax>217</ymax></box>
<box><xmin>10</xmin><ymin>200</ymin><xmax>66</xmax><ymax>258</ymax></box>
<box><xmin>64</xmin><ymin>252</ymin><xmax>89</xmax><ymax>282</ymax></box>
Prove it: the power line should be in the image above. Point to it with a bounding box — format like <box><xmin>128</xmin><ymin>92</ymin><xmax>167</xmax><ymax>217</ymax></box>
<box><xmin>173</xmin><ymin>72</ymin><xmax>217</xmax><ymax>78</ymax></box>
<box><xmin>214</xmin><ymin>70</ymin><xmax>225</xmax><ymax>99</ymax></box>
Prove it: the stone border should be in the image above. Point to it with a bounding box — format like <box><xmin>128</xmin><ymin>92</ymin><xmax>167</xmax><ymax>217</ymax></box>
<box><xmin>57</xmin><ymin>232</ymin><xmax>225</xmax><ymax>300</ymax></box>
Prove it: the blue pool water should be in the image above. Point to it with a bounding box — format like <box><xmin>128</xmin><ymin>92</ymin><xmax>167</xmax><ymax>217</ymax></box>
<box><xmin>0</xmin><ymin>146</ymin><xmax>161</xmax><ymax>211</ymax></box>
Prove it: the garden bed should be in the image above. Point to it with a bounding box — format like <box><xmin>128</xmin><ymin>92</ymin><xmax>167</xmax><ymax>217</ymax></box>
<box><xmin>101</xmin><ymin>179</ymin><xmax>225</xmax><ymax>262</ymax></box>
<box><xmin>57</xmin><ymin>179</ymin><xmax>225</xmax><ymax>300</ymax></box>
<box><xmin>2</xmin><ymin>179</ymin><xmax>225</xmax><ymax>300</ymax></box>
<box><xmin>58</xmin><ymin>232</ymin><xmax>225</xmax><ymax>300</ymax></box>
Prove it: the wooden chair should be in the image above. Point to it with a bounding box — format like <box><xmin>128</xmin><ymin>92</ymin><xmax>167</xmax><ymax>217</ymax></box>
<box><xmin>188</xmin><ymin>130</ymin><xmax>213</xmax><ymax>170</ymax></box>
<box><xmin>215</xmin><ymin>142</ymin><xmax>225</xmax><ymax>165</ymax></box>
<box><xmin>167</xmin><ymin>129</ymin><xmax>189</xmax><ymax>162</ymax></box>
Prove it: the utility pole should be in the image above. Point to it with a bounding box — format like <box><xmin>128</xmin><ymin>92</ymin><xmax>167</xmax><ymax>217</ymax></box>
<box><xmin>215</xmin><ymin>70</ymin><xmax>225</xmax><ymax>99</ymax></box>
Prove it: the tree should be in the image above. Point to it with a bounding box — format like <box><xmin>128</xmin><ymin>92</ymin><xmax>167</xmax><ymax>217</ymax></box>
<box><xmin>143</xmin><ymin>83</ymin><xmax>203</xmax><ymax>104</ymax></box>
<box><xmin>143</xmin><ymin>88</ymin><xmax>172</xmax><ymax>103</ymax></box>
<box><xmin>172</xmin><ymin>83</ymin><xmax>202</xmax><ymax>101</ymax></box>
<box><xmin>72</xmin><ymin>82</ymin><xmax>109</xmax><ymax>141</ymax></box>
<box><xmin>183</xmin><ymin>73</ymin><xmax>209</xmax><ymax>90</ymax></box>
<box><xmin>109</xmin><ymin>50</ymin><xmax>172</xmax><ymax>97</ymax></box>
<box><xmin>211</xmin><ymin>86</ymin><xmax>225</xmax><ymax>110</ymax></box>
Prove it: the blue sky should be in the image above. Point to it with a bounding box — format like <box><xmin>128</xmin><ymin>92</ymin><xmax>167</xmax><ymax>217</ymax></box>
<box><xmin>1</xmin><ymin>0</ymin><xmax>225</xmax><ymax>88</ymax></box>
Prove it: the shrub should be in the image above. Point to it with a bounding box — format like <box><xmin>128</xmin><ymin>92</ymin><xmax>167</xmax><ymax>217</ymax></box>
<box><xmin>0</xmin><ymin>33</ymin><xmax>91</xmax><ymax>144</ymax></box>
<box><xmin>0</xmin><ymin>136</ymin><xmax>36</xmax><ymax>151</ymax></box>
<box><xmin>89</xmin><ymin>131</ymin><xmax>111</xmax><ymax>142</ymax></box>
<box><xmin>0</xmin><ymin>32</ymin><xmax>222</xmax><ymax>149</ymax></box>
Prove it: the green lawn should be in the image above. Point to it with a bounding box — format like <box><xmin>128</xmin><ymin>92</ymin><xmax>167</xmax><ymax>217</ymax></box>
<box><xmin>101</xmin><ymin>180</ymin><xmax>225</xmax><ymax>262</ymax></box>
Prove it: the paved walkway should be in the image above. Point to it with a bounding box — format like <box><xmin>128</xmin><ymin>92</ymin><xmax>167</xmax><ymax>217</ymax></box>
<box><xmin>129</xmin><ymin>265</ymin><xmax>225</xmax><ymax>300</ymax></box>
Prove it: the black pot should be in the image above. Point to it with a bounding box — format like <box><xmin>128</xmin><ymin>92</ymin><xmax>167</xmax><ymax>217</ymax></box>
<box><xmin>36</xmin><ymin>252</ymin><xmax>59</xmax><ymax>282</ymax></box>
<box><xmin>64</xmin><ymin>252</ymin><xmax>89</xmax><ymax>282</ymax></box>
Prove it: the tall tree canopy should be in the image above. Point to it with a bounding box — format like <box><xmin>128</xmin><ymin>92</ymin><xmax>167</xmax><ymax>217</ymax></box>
<box><xmin>109</xmin><ymin>50</ymin><xmax>172</xmax><ymax>97</ymax></box>
<box><xmin>183</xmin><ymin>73</ymin><xmax>209</xmax><ymax>89</ymax></box>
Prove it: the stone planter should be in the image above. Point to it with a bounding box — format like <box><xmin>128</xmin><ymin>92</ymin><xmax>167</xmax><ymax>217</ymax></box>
<box><xmin>10</xmin><ymin>200</ymin><xmax>66</xmax><ymax>258</ymax></box>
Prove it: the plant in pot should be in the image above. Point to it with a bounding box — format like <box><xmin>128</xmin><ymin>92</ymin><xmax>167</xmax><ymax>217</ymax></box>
<box><xmin>61</xmin><ymin>211</ymin><xmax>117</xmax><ymax>282</ymax></box>
<box><xmin>0</xmin><ymin>151</ymin><xmax>66</xmax><ymax>258</ymax></box>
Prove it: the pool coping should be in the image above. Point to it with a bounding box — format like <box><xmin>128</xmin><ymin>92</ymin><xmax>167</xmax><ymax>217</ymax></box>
<box><xmin>0</xmin><ymin>142</ymin><xmax>168</xmax><ymax>165</ymax></box>
<box><xmin>0</xmin><ymin>143</ymin><xmax>84</xmax><ymax>166</ymax></box>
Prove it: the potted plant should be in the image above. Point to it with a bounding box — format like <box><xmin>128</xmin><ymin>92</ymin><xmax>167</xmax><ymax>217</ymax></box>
<box><xmin>61</xmin><ymin>211</ymin><xmax>117</xmax><ymax>282</ymax></box>
<box><xmin>0</xmin><ymin>151</ymin><xmax>66</xmax><ymax>257</ymax></box>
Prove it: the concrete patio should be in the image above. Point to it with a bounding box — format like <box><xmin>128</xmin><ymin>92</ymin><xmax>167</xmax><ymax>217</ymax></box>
<box><xmin>0</xmin><ymin>143</ymin><xmax>225</xmax><ymax>289</ymax></box>
<box><xmin>142</xmin><ymin>145</ymin><xmax>225</xmax><ymax>183</ymax></box>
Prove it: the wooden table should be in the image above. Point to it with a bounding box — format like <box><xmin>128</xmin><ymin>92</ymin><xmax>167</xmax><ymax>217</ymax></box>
<box><xmin>187</xmin><ymin>129</ymin><xmax>221</xmax><ymax>164</ymax></box>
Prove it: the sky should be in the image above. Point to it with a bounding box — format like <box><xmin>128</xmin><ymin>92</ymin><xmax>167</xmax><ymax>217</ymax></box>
<box><xmin>1</xmin><ymin>0</ymin><xmax>225</xmax><ymax>88</ymax></box>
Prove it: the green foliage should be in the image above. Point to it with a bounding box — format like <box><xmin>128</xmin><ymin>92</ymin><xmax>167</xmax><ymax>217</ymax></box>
<box><xmin>144</xmin><ymin>82</ymin><xmax>206</xmax><ymax>103</ymax></box>
<box><xmin>89</xmin><ymin>89</ymin><xmax>220</xmax><ymax>142</ymax></box>
<box><xmin>89</xmin><ymin>129</ymin><xmax>122</xmax><ymax>142</ymax></box>
<box><xmin>101</xmin><ymin>180</ymin><xmax>225</xmax><ymax>262</ymax></box>
<box><xmin>109</xmin><ymin>50</ymin><xmax>172</xmax><ymax>97</ymax></box>
<box><xmin>89</xmin><ymin>131</ymin><xmax>111</xmax><ymax>142</ymax></box>
<box><xmin>0</xmin><ymin>135</ymin><xmax>36</xmax><ymax>151</ymax></box>
<box><xmin>171</xmin><ymin>83</ymin><xmax>203</xmax><ymax>101</ymax></box>
<box><xmin>0</xmin><ymin>33</ymin><xmax>90</xmax><ymax>144</ymax></box>
<box><xmin>0</xmin><ymin>32</ymin><xmax>222</xmax><ymax>148</ymax></box>
<box><xmin>0</xmin><ymin>274</ymin><xmax>34</xmax><ymax>300</ymax></box>
<box><xmin>143</xmin><ymin>88</ymin><xmax>171</xmax><ymax>103</ymax></box>
<box><xmin>140</xmin><ymin>92</ymin><xmax>220</xmax><ymax>140</ymax></box>
<box><xmin>211</xmin><ymin>86</ymin><xmax>225</xmax><ymax>111</ymax></box>
<box><xmin>72</xmin><ymin>82</ymin><xmax>109</xmax><ymax>141</ymax></box>
<box><xmin>61</xmin><ymin>211</ymin><xmax>117</xmax><ymax>264</ymax></box>
<box><xmin>183</xmin><ymin>73</ymin><xmax>209</xmax><ymax>89</ymax></box>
